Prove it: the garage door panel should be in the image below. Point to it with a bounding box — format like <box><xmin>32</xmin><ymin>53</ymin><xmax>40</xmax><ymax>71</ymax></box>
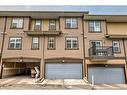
<box><xmin>45</xmin><ymin>63</ymin><xmax>82</xmax><ymax>79</ymax></box>
<box><xmin>88</xmin><ymin>67</ymin><xmax>125</xmax><ymax>84</ymax></box>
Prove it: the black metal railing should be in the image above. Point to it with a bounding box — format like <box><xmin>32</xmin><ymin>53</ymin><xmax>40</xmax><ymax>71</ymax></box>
<box><xmin>89</xmin><ymin>46</ymin><xmax>114</xmax><ymax>59</ymax></box>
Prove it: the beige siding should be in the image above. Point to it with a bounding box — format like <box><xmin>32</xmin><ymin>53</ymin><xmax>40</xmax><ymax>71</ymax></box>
<box><xmin>44</xmin><ymin>17</ymin><xmax>84</xmax><ymax>59</ymax></box>
<box><xmin>107</xmin><ymin>22</ymin><xmax>127</xmax><ymax>35</ymax></box>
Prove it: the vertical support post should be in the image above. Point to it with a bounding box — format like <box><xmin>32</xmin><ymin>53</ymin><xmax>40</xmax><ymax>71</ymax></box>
<box><xmin>40</xmin><ymin>59</ymin><xmax>44</xmax><ymax>79</ymax></box>
<box><xmin>91</xmin><ymin>75</ymin><xmax>94</xmax><ymax>90</ymax></box>
<box><xmin>123</xmin><ymin>38</ymin><xmax>127</xmax><ymax>83</ymax></box>
<box><xmin>0</xmin><ymin>16</ymin><xmax>7</xmax><ymax>79</ymax></box>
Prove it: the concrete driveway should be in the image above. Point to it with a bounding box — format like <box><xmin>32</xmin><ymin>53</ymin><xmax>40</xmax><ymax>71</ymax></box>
<box><xmin>0</xmin><ymin>76</ymin><xmax>91</xmax><ymax>90</ymax></box>
<box><xmin>93</xmin><ymin>84</ymin><xmax>127</xmax><ymax>90</ymax></box>
<box><xmin>39</xmin><ymin>79</ymin><xmax>91</xmax><ymax>89</ymax></box>
<box><xmin>1</xmin><ymin>76</ymin><xmax>127</xmax><ymax>90</ymax></box>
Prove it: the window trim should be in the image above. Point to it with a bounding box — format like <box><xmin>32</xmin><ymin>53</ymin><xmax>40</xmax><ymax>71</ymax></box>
<box><xmin>65</xmin><ymin>36</ymin><xmax>79</xmax><ymax>50</ymax></box>
<box><xmin>34</xmin><ymin>19</ymin><xmax>42</xmax><ymax>31</ymax></box>
<box><xmin>49</xmin><ymin>19</ymin><xmax>56</xmax><ymax>30</ymax></box>
<box><xmin>8</xmin><ymin>36</ymin><xmax>22</xmax><ymax>50</ymax></box>
<box><xmin>112</xmin><ymin>40</ymin><xmax>121</xmax><ymax>53</ymax></box>
<box><xmin>31</xmin><ymin>37</ymin><xmax>40</xmax><ymax>50</ymax></box>
<box><xmin>47</xmin><ymin>37</ymin><xmax>56</xmax><ymax>50</ymax></box>
<box><xmin>65</xmin><ymin>18</ymin><xmax>78</xmax><ymax>29</ymax></box>
<box><xmin>10</xmin><ymin>17</ymin><xmax>24</xmax><ymax>29</ymax></box>
<box><xmin>88</xmin><ymin>20</ymin><xmax>101</xmax><ymax>33</ymax></box>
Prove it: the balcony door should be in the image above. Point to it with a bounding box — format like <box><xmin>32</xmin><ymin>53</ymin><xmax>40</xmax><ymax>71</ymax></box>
<box><xmin>91</xmin><ymin>40</ymin><xmax>102</xmax><ymax>48</ymax></box>
<box><xmin>90</xmin><ymin>40</ymin><xmax>104</xmax><ymax>56</ymax></box>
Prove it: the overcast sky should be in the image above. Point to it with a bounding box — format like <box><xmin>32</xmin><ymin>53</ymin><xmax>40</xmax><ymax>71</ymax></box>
<box><xmin>0</xmin><ymin>5</ymin><xmax>127</xmax><ymax>14</ymax></box>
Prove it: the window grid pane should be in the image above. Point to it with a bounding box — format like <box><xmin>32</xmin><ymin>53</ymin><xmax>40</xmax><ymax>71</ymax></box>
<box><xmin>89</xmin><ymin>21</ymin><xmax>100</xmax><ymax>32</ymax></box>
<box><xmin>32</xmin><ymin>37</ymin><xmax>39</xmax><ymax>49</ymax></box>
<box><xmin>66</xmin><ymin>37</ymin><xmax>78</xmax><ymax>49</ymax></box>
<box><xmin>49</xmin><ymin>20</ymin><xmax>56</xmax><ymax>30</ymax></box>
<box><xmin>66</xmin><ymin>18</ymin><xmax>77</xmax><ymax>28</ymax></box>
<box><xmin>9</xmin><ymin>38</ymin><xmax>21</xmax><ymax>49</ymax></box>
<box><xmin>12</xmin><ymin>18</ymin><xmax>23</xmax><ymax>28</ymax></box>
<box><xmin>113</xmin><ymin>41</ymin><xmax>120</xmax><ymax>53</ymax></box>
<box><xmin>48</xmin><ymin>37</ymin><xmax>55</xmax><ymax>49</ymax></box>
<box><xmin>34</xmin><ymin>20</ymin><xmax>41</xmax><ymax>30</ymax></box>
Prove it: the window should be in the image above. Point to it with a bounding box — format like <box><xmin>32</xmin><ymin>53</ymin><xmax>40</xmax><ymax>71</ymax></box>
<box><xmin>49</xmin><ymin>19</ymin><xmax>56</xmax><ymax>30</ymax></box>
<box><xmin>112</xmin><ymin>40</ymin><xmax>121</xmax><ymax>53</ymax></box>
<box><xmin>11</xmin><ymin>18</ymin><xmax>23</xmax><ymax>28</ymax></box>
<box><xmin>90</xmin><ymin>40</ymin><xmax>102</xmax><ymax>48</ymax></box>
<box><xmin>34</xmin><ymin>20</ymin><xmax>41</xmax><ymax>30</ymax></box>
<box><xmin>65</xmin><ymin>18</ymin><xmax>77</xmax><ymax>29</ymax></box>
<box><xmin>31</xmin><ymin>37</ymin><xmax>39</xmax><ymax>49</ymax></box>
<box><xmin>48</xmin><ymin>37</ymin><xmax>55</xmax><ymax>50</ymax></box>
<box><xmin>66</xmin><ymin>37</ymin><xmax>78</xmax><ymax>49</ymax></box>
<box><xmin>88</xmin><ymin>21</ymin><xmax>101</xmax><ymax>32</ymax></box>
<box><xmin>9</xmin><ymin>37</ymin><xmax>22</xmax><ymax>49</ymax></box>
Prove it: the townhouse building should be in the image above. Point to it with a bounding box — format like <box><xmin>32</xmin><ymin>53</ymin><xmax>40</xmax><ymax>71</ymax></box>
<box><xmin>0</xmin><ymin>10</ymin><xmax>127</xmax><ymax>84</ymax></box>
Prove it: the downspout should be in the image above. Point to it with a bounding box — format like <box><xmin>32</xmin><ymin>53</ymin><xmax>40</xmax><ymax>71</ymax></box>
<box><xmin>123</xmin><ymin>38</ymin><xmax>127</xmax><ymax>83</ymax></box>
<box><xmin>82</xmin><ymin>16</ymin><xmax>86</xmax><ymax>78</ymax></box>
<box><xmin>42</xmin><ymin>35</ymin><xmax>45</xmax><ymax>79</ymax></box>
<box><xmin>0</xmin><ymin>16</ymin><xmax>7</xmax><ymax>79</ymax></box>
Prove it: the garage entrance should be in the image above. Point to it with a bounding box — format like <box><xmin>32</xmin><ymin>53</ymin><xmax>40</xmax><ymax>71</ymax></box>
<box><xmin>2</xmin><ymin>62</ymin><xmax>40</xmax><ymax>78</ymax></box>
<box><xmin>45</xmin><ymin>63</ymin><xmax>82</xmax><ymax>79</ymax></box>
<box><xmin>2</xmin><ymin>57</ymin><xmax>41</xmax><ymax>78</ymax></box>
<box><xmin>88</xmin><ymin>66</ymin><xmax>125</xmax><ymax>84</ymax></box>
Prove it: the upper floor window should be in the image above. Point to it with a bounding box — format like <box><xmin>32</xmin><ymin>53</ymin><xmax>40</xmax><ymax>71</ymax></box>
<box><xmin>34</xmin><ymin>19</ymin><xmax>42</xmax><ymax>30</ymax></box>
<box><xmin>88</xmin><ymin>21</ymin><xmax>101</xmax><ymax>32</ymax></box>
<box><xmin>65</xmin><ymin>18</ymin><xmax>78</xmax><ymax>29</ymax></box>
<box><xmin>49</xmin><ymin>19</ymin><xmax>56</xmax><ymax>30</ymax></box>
<box><xmin>9</xmin><ymin>37</ymin><xmax>22</xmax><ymax>49</ymax></box>
<box><xmin>65</xmin><ymin>37</ymin><xmax>78</xmax><ymax>50</ymax></box>
<box><xmin>31</xmin><ymin>37</ymin><xmax>39</xmax><ymax>49</ymax></box>
<box><xmin>48</xmin><ymin>37</ymin><xmax>56</xmax><ymax>50</ymax></box>
<box><xmin>112</xmin><ymin>40</ymin><xmax>121</xmax><ymax>53</ymax></box>
<box><xmin>11</xmin><ymin>18</ymin><xmax>23</xmax><ymax>29</ymax></box>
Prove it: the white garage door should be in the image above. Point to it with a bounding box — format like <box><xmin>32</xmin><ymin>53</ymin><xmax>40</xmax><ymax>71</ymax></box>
<box><xmin>88</xmin><ymin>67</ymin><xmax>125</xmax><ymax>84</ymax></box>
<box><xmin>45</xmin><ymin>63</ymin><xmax>82</xmax><ymax>79</ymax></box>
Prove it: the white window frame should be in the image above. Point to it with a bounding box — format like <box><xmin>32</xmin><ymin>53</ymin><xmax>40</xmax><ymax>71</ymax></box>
<box><xmin>49</xmin><ymin>19</ymin><xmax>56</xmax><ymax>30</ymax></box>
<box><xmin>31</xmin><ymin>37</ymin><xmax>39</xmax><ymax>49</ymax></box>
<box><xmin>48</xmin><ymin>37</ymin><xmax>55</xmax><ymax>50</ymax></box>
<box><xmin>66</xmin><ymin>37</ymin><xmax>78</xmax><ymax>49</ymax></box>
<box><xmin>112</xmin><ymin>40</ymin><xmax>121</xmax><ymax>53</ymax></box>
<box><xmin>66</xmin><ymin>18</ymin><xmax>77</xmax><ymax>28</ymax></box>
<box><xmin>9</xmin><ymin>37</ymin><xmax>22</xmax><ymax>49</ymax></box>
<box><xmin>89</xmin><ymin>21</ymin><xmax>101</xmax><ymax>32</ymax></box>
<box><xmin>11</xmin><ymin>18</ymin><xmax>23</xmax><ymax>28</ymax></box>
<box><xmin>34</xmin><ymin>19</ymin><xmax>41</xmax><ymax>30</ymax></box>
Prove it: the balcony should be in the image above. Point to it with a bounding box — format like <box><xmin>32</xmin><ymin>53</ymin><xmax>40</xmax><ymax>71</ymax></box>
<box><xmin>89</xmin><ymin>46</ymin><xmax>114</xmax><ymax>61</ymax></box>
<box><xmin>43</xmin><ymin>30</ymin><xmax>61</xmax><ymax>36</ymax></box>
<box><xmin>24</xmin><ymin>30</ymin><xmax>61</xmax><ymax>36</ymax></box>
